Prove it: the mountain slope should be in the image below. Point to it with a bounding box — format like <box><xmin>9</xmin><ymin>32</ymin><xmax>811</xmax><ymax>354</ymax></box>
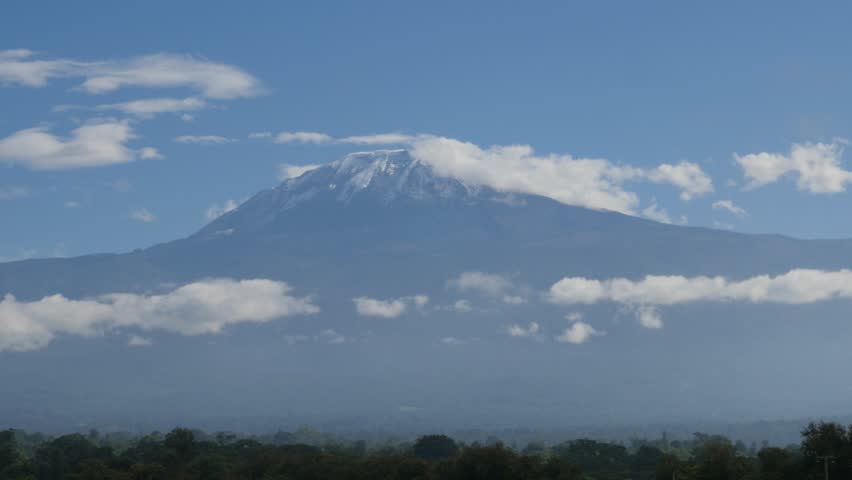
<box><xmin>2</xmin><ymin>150</ymin><xmax>851</xmax><ymax>300</ymax></box>
<box><xmin>2</xmin><ymin>149</ymin><xmax>852</xmax><ymax>431</ymax></box>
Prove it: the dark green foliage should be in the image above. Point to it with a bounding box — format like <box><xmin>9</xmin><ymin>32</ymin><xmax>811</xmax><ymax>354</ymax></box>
<box><xmin>413</xmin><ymin>435</ymin><xmax>459</xmax><ymax>460</ymax></box>
<box><xmin>1</xmin><ymin>423</ymin><xmax>849</xmax><ymax>480</ymax></box>
<box><xmin>551</xmin><ymin>438</ymin><xmax>630</xmax><ymax>480</ymax></box>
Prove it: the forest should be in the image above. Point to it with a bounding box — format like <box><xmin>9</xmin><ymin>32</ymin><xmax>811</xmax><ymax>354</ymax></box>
<box><xmin>1</xmin><ymin>421</ymin><xmax>850</xmax><ymax>479</ymax></box>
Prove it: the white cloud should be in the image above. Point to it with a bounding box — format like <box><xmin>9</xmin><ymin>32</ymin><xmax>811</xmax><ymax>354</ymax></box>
<box><xmin>0</xmin><ymin>51</ymin><xmax>262</xmax><ymax>99</ymax></box>
<box><xmin>735</xmin><ymin>141</ymin><xmax>852</xmax><ymax>193</ymax></box>
<box><xmin>205</xmin><ymin>199</ymin><xmax>240</xmax><ymax>221</ymax></box>
<box><xmin>412</xmin><ymin>295</ymin><xmax>430</xmax><ymax>307</ymax></box>
<box><xmin>641</xmin><ymin>199</ymin><xmax>674</xmax><ymax>224</ymax></box>
<box><xmin>352</xmin><ymin>295</ymin><xmax>427</xmax><ymax>318</ymax></box>
<box><xmin>80</xmin><ymin>54</ymin><xmax>262</xmax><ymax>99</ymax></box>
<box><xmin>278</xmin><ymin>163</ymin><xmax>320</xmax><ymax>180</ymax></box>
<box><xmin>318</xmin><ymin>329</ymin><xmax>349</xmax><ymax>344</ymax></box>
<box><xmin>259</xmin><ymin>131</ymin><xmax>412</xmax><ymax>146</ymax></box>
<box><xmin>555</xmin><ymin>322</ymin><xmax>605</xmax><ymax>344</ymax></box>
<box><xmin>64</xmin><ymin>201</ymin><xmax>80</xmax><ymax>208</ymax></box>
<box><xmin>0</xmin><ymin>186</ymin><xmax>30</xmax><ymax>200</ymax></box>
<box><xmin>441</xmin><ymin>336</ymin><xmax>467</xmax><ymax>345</ymax></box>
<box><xmin>130</xmin><ymin>208</ymin><xmax>156</xmax><ymax>223</ymax></box>
<box><xmin>338</xmin><ymin>133</ymin><xmax>415</xmax><ymax>145</ymax></box>
<box><xmin>548</xmin><ymin>268</ymin><xmax>852</xmax><ymax>328</ymax></box>
<box><xmin>506</xmin><ymin>321</ymin><xmax>541</xmax><ymax>339</ymax></box>
<box><xmin>0</xmin><ymin>278</ymin><xmax>318</xmax><ymax>351</ymax></box>
<box><xmin>502</xmin><ymin>295</ymin><xmax>527</xmax><ymax>305</ymax></box>
<box><xmin>181</xmin><ymin>114</ymin><xmax>194</xmax><ymax>122</ymax></box>
<box><xmin>0</xmin><ymin>49</ymin><xmax>80</xmax><ymax>87</ymax></box>
<box><xmin>174</xmin><ymin>135</ymin><xmax>236</xmax><ymax>145</ymax></box>
<box><xmin>635</xmin><ymin>305</ymin><xmax>664</xmax><ymax>329</ymax></box>
<box><xmin>409</xmin><ymin>136</ymin><xmax>713</xmax><ymax>214</ymax></box>
<box><xmin>96</xmin><ymin>96</ymin><xmax>206</xmax><ymax>117</ymax></box>
<box><xmin>274</xmin><ymin>131</ymin><xmax>333</xmax><ymax>144</ymax></box>
<box><xmin>139</xmin><ymin>147</ymin><xmax>164</xmax><ymax>159</ymax></box>
<box><xmin>453</xmin><ymin>299</ymin><xmax>473</xmax><ymax>313</ymax></box>
<box><xmin>0</xmin><ymin>121</ymin><xmax>155</xmax><ymax>170</ymax></box>
<box><xmin>448</xmin><ymin>272</ymin><xmax>513</xmax><ymax>297</ymax></box>
<box><xmin>128</xmin><ymin>335</ymin><xmax>152</xmax><ymax>347</ymax></box>
<box><xmin>353</xmin><ymin>297</ymin><xmax>408</xmax><ymax>318</ymax></box>
<box><xmin>645</xmin><ymin>162</ymin><xmax>714</xmax><ymax>200</ymax></box>
<box><xmin>712</xmin><ymin>200</ymin><xmax>748</xmax><ymax>217</ymax></box>
<box><xmin>285</xmin><ymin>329</ymin><xmax>356</xmax><ymax>345</ymax></box>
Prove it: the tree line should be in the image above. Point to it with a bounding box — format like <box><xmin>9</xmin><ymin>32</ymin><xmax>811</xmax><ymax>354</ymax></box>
<box><xmin>1</xmin><ymin>421</ymin><xmax>850</xmax><ymax>479</ymax></box>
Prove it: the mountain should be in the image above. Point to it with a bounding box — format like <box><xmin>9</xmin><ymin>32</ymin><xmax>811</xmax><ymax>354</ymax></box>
<box><xmin>2</xmin><ymin>149</ymin><xmax>852</xmax><ymax>432</ymax></box>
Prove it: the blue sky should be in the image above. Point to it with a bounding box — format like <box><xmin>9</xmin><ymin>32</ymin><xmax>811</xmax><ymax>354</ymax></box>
<box><xmin>4</xmin><ymin>0</ymin><xmax>852</xmax><ymax>261</ymax></box>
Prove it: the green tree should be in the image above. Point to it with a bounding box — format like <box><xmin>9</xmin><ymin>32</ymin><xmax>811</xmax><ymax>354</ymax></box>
<box><xmin>412</xmin><ymin>434</ymin><xmax>459</xmax><ymax>460</ymax></box>
<box><xmin>164</xmin><ymin>428</ymin><xmax>196</xmax><ymax>461</ymax></box>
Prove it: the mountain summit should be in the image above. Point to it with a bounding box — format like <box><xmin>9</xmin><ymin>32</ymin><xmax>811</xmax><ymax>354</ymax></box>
<box><xmin>198</xmin><ymin>150</ymin><xmax>482</xmax><ymax>237</ymax></box>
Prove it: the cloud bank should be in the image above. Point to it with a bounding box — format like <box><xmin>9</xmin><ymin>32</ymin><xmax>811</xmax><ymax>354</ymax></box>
<box><xmin>548</xmin><ymin>268</ymin><xmax>852</xmax><ymax>328</ymax></box>
<box><xmin>0</xmin><ymin>278</ymin><xmax>318</xmax><ymax>352</ymax></box>
<box><xmin>409</xmin><ymin>136</ymin><xmax>713</xmax><ymax>214</ymax></box>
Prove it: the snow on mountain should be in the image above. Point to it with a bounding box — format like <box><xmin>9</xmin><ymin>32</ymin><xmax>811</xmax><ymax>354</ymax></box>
<box><xmin>198</xmin><ymin>149</ymin><xmax>485</xmax><ymax>237</ymax></box>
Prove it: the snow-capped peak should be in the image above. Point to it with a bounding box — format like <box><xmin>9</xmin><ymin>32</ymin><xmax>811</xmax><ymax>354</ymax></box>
<box><xmin>196</xmin><ymin>149</ymin><xmax>483</xmax><ymax>237</ymax></box>
<box><xmin>276</xmin><ymin>149</ymin><xmax>479</xmax><ymax>205</ymax></box>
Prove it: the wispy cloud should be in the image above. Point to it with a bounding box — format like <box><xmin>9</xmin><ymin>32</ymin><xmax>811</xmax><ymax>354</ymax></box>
<box><xmin>130</xmin><ymin>208</ymin><xmax>156</xmax><ymax>223</ymax></box>
<box><xmin>641</xmin><ymin>199</ymin><xmax>676</xmax><ymax>224</ymax></box>
<box><xmin>0</xmin><ymin>50</ymin><xmax>262</xmax><ymax>99</ymax></box>
<box><xmin>452</xmin><ymin>299</ymin><xmax>472</xmax><ymax>312</ymax></box>
<box><xmin>506</xmin><ymin>321</ymin><xmax>542</xmax><ymax>340</ymax></box>
<box><xmin>0</xmin><ymin>186</ymin><xmax>30</xmax><ymax>200</ymax></box>
<box><xmin>205</xmin><ymin>199</ymin><xmax>240</xmax><ymax>221</ymax></box>
<box><xmin>448</xmin><ymin>272</ymin><xmax>513</xmax><ymax>297</ymax></box>
<box><xmin>96</xmin><ymin>96</ymin><xmax>207</xmax><ymax>117</ymax></box>
<box><xmin>128</xmin><ymin>335</ymin><xmax>152</xmax><ymax>347</ymax></box>
<box><xmin>712</xmin><ymin>199</ymin><xmax>748</xmax><ymax>217</ymax></box>
<box><xmin>274</xmin><ymin>131</ymin><xmax>334</xmax><ymax>144</ymax></box>
<box><xmin>174</xmin><ymin>135</ymin><xmax>237</xmax><ymax>145</ymax></box>
<box><xmin>278</xmin><ymin>163</ymin><xmax>320</xmax><ymax>180</ymax></box>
